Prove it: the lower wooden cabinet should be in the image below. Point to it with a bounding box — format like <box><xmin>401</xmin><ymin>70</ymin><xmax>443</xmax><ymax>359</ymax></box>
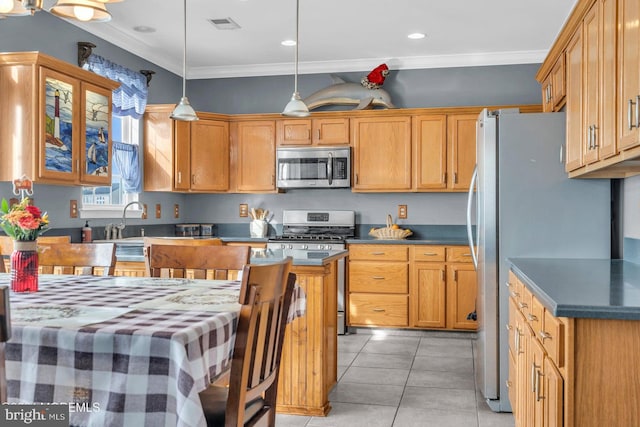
<box><xmin>347</xmin><ymin>243</ymin><xmax>477</xmax><ymax>331</ymax></box>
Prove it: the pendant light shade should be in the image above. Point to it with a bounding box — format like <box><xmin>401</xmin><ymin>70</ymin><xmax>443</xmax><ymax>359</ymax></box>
<box><xmin>50</xmin><ymin>0</ymin><xmax>112</xmax><ymax>22</ymax></box>
<box><xmin>0</xmin><ymin>0</ymin><xmax>36</xmax><ymax>16</ymax></box>
<box><xmin>282</xmin><ymin>0</ymin><xmax>309</xmax><ymax>117</ymax></box>
<box><xmin>171</xmin><ymin>0</ymin><xmax>198</xmax><ymax>121</ymax></box>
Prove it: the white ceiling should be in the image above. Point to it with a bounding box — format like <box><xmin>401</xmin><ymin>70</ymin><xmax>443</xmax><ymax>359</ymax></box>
<box><xmin>61</xmin><ymin>0</ymin><xmax>579</xmax><ymax>79</ymax></box>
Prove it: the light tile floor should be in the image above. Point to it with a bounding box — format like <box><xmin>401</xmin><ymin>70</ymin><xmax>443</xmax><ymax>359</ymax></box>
<box><xmin>276</xmin><ymin>329</ymin><xmax>515</xmax><ymax>427</ymax></box>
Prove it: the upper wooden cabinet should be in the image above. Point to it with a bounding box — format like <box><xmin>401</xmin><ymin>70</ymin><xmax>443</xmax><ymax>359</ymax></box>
<box><xmin>276</xmin><ymin>117</ymin><xmax>349</xmax><ymax>146</ymax></box>
<box><xmin>143</xmin><ymin>105</ymin><xmax>229</xmax><ymax>192</ymax></box>
<box><xmin>446</xmin><ymin>114</ymin><xmax>477</xmax><ymax>191</ymax></box>
<box><xmin>231</xmin><ymin>120</ymin><xmax>277</xmax><ymax>193</ymax></box>
<box><xmin>618</xmin><ymin>0</ymin><xmax>640</xmax><ymax>151</ymax></box>
<box><xmin>412</xmin><ymin>115</ymin><xmax>447</xmax><ymax>190</ymax></box>
<box><xmin>541</xmin><ymin>53</ymin><xmax>566</xmax><ymax>112</ymax></box>
<box><xmin>539</xmin><ymin>0</ymin><xmax>640</xmax><ymax>177</ymax></box>
<box><xmin>0</xmin><ymin>52</ymin><xmax>119</xmax><ymax>186</ymax></box>
<box><xmin>351</xmin><ymin>116</ymin><xmax>412</xmax><ymax>191</ymax></box>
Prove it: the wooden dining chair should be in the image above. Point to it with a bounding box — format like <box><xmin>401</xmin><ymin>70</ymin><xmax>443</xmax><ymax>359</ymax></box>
<box><xmin>38</xmin><ymin>242</ymin><xmax>117</xmax><ymax>276</ymax></box>
<box><xmin>145</xmin><ymin>244</ymin><xmax>251</xmax><ymax>280</ymax></box>
<box><xmin>0</xmin><ymin>285</ymin><xmax>10</xmax><ymax>403</ymax></box>
<box><xmin>0</xmin><ymin>235</ymin><xmax>71</xmax><ymax>272</ymax></box>
<box><xmin>199</xmin><ymin>258</ymin><xmax>296</xmax><ymax>427</ymax></box>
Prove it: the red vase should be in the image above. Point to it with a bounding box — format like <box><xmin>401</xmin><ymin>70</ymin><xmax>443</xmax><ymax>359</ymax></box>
<box><xmin>11</xmin><ymin>240</ymin><xmax>38</xmax><ymax>293</ymax></box>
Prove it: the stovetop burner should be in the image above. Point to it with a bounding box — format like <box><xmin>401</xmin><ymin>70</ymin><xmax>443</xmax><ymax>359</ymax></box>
<box><xmin>275</xmin><ymin>234</ymin><xmax>346</xmax><ymax>241</ymax></box>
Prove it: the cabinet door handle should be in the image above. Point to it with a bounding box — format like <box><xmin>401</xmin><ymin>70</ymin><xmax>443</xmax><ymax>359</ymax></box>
<box><xmin>454</xmin><ymin>172</ymin><xmax>458</xmax><ymax>184</ymax></box>
<box><xmin>506</xmin><ymin>323</ymin><xmax>512</xmax><ymax>331</ymax></box>
<box><xmin>505</xmin><ymin>281</ymin><xmax>513</xmax><ymax>288</ymax></box>
<box><xmin>316</xmin><ymin>129</ymin><xmax>320</xmax><ymax>140</ymax></box>
<box><xmin>527</xmin><ymin>313</ymin><xmax>538</xmax><ymax>322</ymax></box>
<box><xmin>515</xmin><ymin>327</ymin><xmax>521</xmax><ymax>354</ymax></box>
<box><xmin>548</xmin><ymin>83</ymin><xmax>553</xmax><ymax>102</ymax></box>
<box><xmin>370</xmin><ymin>252</ymin><xmax>385</xmax><ymax>255</ymax></box>
<box><xmin>192</xmin><ymin>174</ymin><xmax>196</xmax><ymax>185</ymax></box>
<box><xmin>628</xmin><ymin>98</ymin><xmax>637</xmax><ymax>130</ymax></box>
<box><xmin>177</xmin><ymin>171</ymin><xmax>182</xmax><ymax>184</ymax></box>
<box><xmin>510</xmin><ymin>291</ymin><xmax>519</xmax><ymax>298</ymax></box>
<box><xmin>372</xmin><ymin>308</ymin><xmax>385</xmax><ymax>312</ymax></box>
<box><xmin>422</xmin><ymin>252</ymin><xmax>438</xmax><ymax>256</ymax></box>
<box><xmin>531</xmin><ymin>362</ymin><xmax>538</xmax><ymax>393</ymax></box>
<box><xmin>506</xmin><ymin>380</ymin><xmax>512</xmax><ymax>389</ymax></box>
<box><xmin>539</xmin><ymin>330</ymin><xmax>552</xmax><ymax>341</ymax></box>
<box><xmin>461</xmin><ymin>253</ymin><xmax>472</xmax><ymax>257</ymax></box>
<box><xmin>636</xmin><ymin>95</ymin><xmax>640</xmax><ymax>130</ymax></box>
<box><xmin>518</xmin><ymin>302</ymin><xmax>528</xmax><ymax>309</ymax></box>
<box><xmin>592</xmin><ymin>125</ymin><xmax>598</xmax><ymax>148</ymax></box>
<box><xmin>371</xmin><ymin>276</ymin><xmax>385</xmax><ymax>280</ymax></box>
<box><xmin>308</xmin><ymin>129</ymin><xmax>311</xmax><ymax>139</ymax></box>
<box><xmin>535</xmin><ymin>369</ymin><xmax>544</xmax><ymax>402</ymax></box>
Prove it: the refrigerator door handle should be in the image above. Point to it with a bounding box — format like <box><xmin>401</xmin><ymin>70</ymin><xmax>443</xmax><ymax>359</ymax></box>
<box><xmin>466</xmin><ymin>165</ymin><xmax>478</xmax><ymax>270</ymax></box>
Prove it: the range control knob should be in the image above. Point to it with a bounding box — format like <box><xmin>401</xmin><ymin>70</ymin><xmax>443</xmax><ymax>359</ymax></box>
<box><xmin>302</xmin><ymin>244</ymin><xmax>308</xmax><ymax>250</ymax></box>
<box><xmin>288</xmin><ymin>244</ymin><xmax>293</xmax><ymax>250</ymax></box>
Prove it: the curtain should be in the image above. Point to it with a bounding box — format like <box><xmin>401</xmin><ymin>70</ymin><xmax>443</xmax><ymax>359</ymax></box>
<box><xmin>112</xmin><ymin>141</ymin><xmax>141</xmax><ymax>193</ymax></box>
<box><xmin>83</xmin><ymin>54</ymin><xmax>148</xmax><ymax>119</ymax></box>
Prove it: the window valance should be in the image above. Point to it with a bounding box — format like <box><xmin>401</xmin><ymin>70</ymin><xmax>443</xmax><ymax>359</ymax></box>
<box><xmin>82</xmin><ymin>54</ymin><xmax>148</xmax><ymax>119</ymax></box>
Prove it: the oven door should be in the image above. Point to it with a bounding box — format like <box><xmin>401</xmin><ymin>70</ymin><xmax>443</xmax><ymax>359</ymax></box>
<box><xmin>276</xmin><ymin>146</ymin><xmax>350</xmax><ymax>189</ymax></box>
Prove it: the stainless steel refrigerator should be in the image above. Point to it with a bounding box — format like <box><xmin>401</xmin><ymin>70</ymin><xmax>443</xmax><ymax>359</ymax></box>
<box><xmin>466</xmin><ymin>108</ymin><xmax>610</xmax><ymax>412</ymax></box>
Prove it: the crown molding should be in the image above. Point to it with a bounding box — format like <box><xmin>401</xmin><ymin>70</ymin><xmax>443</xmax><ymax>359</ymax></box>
<box><xmin>67</xmin><ymin>19</ymin><xmax>546</xmax><ymax>80</ymax></box>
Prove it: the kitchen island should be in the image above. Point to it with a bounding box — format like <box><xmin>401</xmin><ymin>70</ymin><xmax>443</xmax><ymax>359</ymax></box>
<box><xmin>104</xmin><ymin>239</ymin><xmax>344</xmax><ymax>416</ymax></box>
<box><xmin>508</xmin><ymin>258</ymin><xmax>640</xmax><ymax>427</ymax></box>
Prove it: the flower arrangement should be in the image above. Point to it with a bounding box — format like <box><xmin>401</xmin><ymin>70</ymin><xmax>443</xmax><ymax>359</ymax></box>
<box><xmin>0</xmin><ymin>197</ymin><xmax>49</xmax><ymax>241</ymax></box>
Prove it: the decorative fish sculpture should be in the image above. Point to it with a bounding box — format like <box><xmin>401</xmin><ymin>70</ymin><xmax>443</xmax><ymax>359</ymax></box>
<box><xmin>303</xmin><ymin>64</ymin><xmax>395</xmax><ymax>111</ymax></box>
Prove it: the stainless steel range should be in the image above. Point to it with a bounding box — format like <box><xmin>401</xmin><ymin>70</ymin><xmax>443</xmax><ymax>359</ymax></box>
<box><xmin>267</xmin><ymin>210</ymin><xmax>355</xmax><ymax>335</ymax></box>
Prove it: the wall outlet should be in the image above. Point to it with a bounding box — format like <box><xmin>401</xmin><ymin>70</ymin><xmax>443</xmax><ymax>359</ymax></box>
<box><xmin>398</xmin><ymin>204</ymin><xmax>408</xmax><ymax>219</ymax></box>
<box><xmin>70</xmin><ymin>200</ymin><xmax>78</xmax><ymax>218</ymax></box>
<box><xmin>155</xmin><ymin>204</ymin><xmax>161</xmax><ymax>219</ymax></box>
<box><xmin>142</xmin><ymin>204</ymin><xmax>148</xmax><ymax>219</ymax></box>
<box><xmin>239</xmin><ymin>203</ymin><xmax>249</xmax><ymax>217</ymax></box>
<box><xmin>174</xmin><ymin>204</ymin><xmax>180</xmax><ymax>218</ymax></box>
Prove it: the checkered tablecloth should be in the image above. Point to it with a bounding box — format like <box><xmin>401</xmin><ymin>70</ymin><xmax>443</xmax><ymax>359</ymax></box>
<box><xmin>0</xmin><ymin>274</ymin><xmax>306</xmax><ymax>427</ymax></box>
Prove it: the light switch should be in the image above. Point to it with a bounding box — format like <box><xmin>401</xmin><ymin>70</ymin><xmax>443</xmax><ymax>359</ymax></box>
<box><xmin>142</xmin><ymin>204</ymin><xmax>148</xmax><ymax>219</ymax></box>
<box><xmin>155</xmin><ymin>204</ymin><xmax>161</xmax><ymax>219</ymax></box>
<box><xmin>70</xmin><ymin>200</ymin><xmax>78</xmax><ymax>218</ymax></box>
<box><xmin>239</xmin><ymin>203</ymin><xmax>248</xmax><ymax>217</ymax></box>
<box><xmin>174</xmin><ymin>204</ymin><xmax>180</xmax><ymax>218</ymax></box>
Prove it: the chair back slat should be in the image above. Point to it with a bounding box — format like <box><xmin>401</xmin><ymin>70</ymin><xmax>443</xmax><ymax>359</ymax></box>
<box><xmin>146</xmin><ymin>244</ymin><xmax>250</xmax><ymax>280</ymax></box>
<box><xmin>38</xmin><ymin>242</ymin><xmax>117</xmax><ymax>276</ymax></box>
<box><xmin>0</xmin><ymin>235</ymin><xmax>71</xmax><ymax>273</ymax></box>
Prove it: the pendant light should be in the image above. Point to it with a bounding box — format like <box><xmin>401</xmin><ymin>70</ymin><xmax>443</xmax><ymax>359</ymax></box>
<box><xmin>50</xmin><ymin>0</ymin><xmax>112</xmax><ymax>22</ymax></box>
<box><xmin>170</xmin><ymin>0</ymin><xmax>198</xmax><ymax>121</ymax></box>
<box><xmin>282</xmin><ymin>0</ymin><xmax>309</xmax><ymax>117</ymax></box>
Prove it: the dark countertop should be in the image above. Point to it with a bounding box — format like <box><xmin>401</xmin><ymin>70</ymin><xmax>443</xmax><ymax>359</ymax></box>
<box><xmin>509</xmin><ymin>258</ymin><xmax>640</xmax><ymax>320</ymax></box>
<box><xmin>346</xmin><ymin>237</ymin><xmax>469</xmax><ymax>245</ymax></box>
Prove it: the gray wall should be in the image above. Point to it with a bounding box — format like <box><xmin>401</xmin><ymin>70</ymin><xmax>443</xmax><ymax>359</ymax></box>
<box><xmin>0</xmin><ymin>12</ymin><xmax>544</xmax><ymax>233</ymax></box>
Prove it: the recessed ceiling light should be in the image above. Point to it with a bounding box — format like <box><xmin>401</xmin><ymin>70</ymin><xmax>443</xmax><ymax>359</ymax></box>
<box><xmin>408</xmin><ymin>32</ymin><xmax>426</xmax><ymax>40</ymax></box>
<box><xmin>133</xmin><ymin>26</ymin><xmax>156</xmax><ymax>33</ymax></box>
<box><xmin>281</xmin><ymin>39</ymin><xmax>296</xmax><ymax>47</ymax></box>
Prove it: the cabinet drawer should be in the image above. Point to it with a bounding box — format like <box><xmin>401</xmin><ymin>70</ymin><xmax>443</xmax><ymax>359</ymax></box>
<box><xmin>529</xmin><ymin>294</ymin><xmax>544</xmax><ymax>330</ymax></box>
<box><xmin>349</xmin><ymin>293</ymin><xmax>408</xmax><ymax>327</ymax></box>
<box><xmin>446</xmin><ymin>246</ymin><xmax>474</xmax><ymax>262</ymax></box>
<box><xmin>507</xmin><ymin>270</ymin><xmax>522</xmax><ymax>304</ymax></box>
<box><xmin>519</xmin><ymin>284</ymin><xmax>532</xmax><ymax>317</ymax></box>
<box><xmin>411</xmin><ymin>245</ymin><xmax>445</xmax><ymax>262</ymax></box>
<box><xmin>349</xmin><ymin>262</ymin><xmax>408</xmax><ymax>293</ymax></box>
<box><xmin>541</xmin><ymin>310</ymin><xmax>563</xmax><ymax>367</ymax></box>
<box><xmin>348</xmin><ymin>244</ymin><xmax>408</xmax><ymax>261</ymax></box>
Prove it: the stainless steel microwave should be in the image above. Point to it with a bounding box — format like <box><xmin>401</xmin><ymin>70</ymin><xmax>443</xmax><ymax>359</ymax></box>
<box><xmin>276</xmin><ymin>146</ymin><xmax>351</xmax><ymax>189</ymax></box>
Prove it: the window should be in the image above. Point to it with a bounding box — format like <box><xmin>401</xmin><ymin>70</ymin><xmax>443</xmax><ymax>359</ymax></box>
<box><xmin>80</xmin><ymin>115</ymin><xmax>141</xmax><ymax>218</ymax></box>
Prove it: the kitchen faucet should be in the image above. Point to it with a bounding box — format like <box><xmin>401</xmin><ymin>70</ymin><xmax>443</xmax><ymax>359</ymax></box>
<box><xmin>116</xmin><ymin>201</ymin><xmax>144</xmax><ymax>239</ymax></box>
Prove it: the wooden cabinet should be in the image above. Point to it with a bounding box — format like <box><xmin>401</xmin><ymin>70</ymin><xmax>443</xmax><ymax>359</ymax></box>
<box><xmin>509</xmin><ymin>272</ymin><xmax>565</xmax><ymax>427</ymax></box>
<box><xmin>347</xmin><ymin>244</ymin><xmax>409</xmax><ymax>327</ymax></box>
<box><xmin>446</xmin><ymin>114</ymin><xmax>477</xmax><ymax>191</ymax></box>
<box><xmin>276</xmin><ymin>117</ymin><xmax>349</xmax><ymax>146</ymax></box>
<box><xmin>143</xmin><ymin>105</ymin><xmax>229</xmax><ymax>192</ymax></box>
<box><xmin>541</xmin><ymin>54</ymin><xmax>566</xmax><ymax>113</ymax></box>
<box><xmin>348</xmin><ymin>243</ymin><xmax>477</xmax><ymax>331</ymax></box>
<box><xmin>564</xmin><ymin>25</ymin><xmax>584</xmax><ymax>172</ymax></box>
<box><xmin>617</xmin><ymin>0</ymin><xmax>640</xmax><ymax>150</ymax></box>
<box><xmin>351</xmin><ymin>116</ymin><xmax>412</xmax><ymax>191</ymax></box>
<box><xmin>412</xmin><ymin>115</ymin><xmax>447</xmax><ymax>190</ymax></box>
<box><xmin>0</xmin><ymin>52</ymin><xmax>118</xmax><ymax>186</ymax></box>
<box><xmin>231</xmin><ymin>120</ymin><xmax>277</xmax><ymax>192</ymax></box>
<box><xmin>410</xmin><ymin>245</ymin><xmax>446</xmax><ymax>328</ymax></box>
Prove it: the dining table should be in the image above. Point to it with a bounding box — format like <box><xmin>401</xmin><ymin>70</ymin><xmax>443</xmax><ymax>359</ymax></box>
<box><xmin>0</xmin><ymin>273</ymin><xmax>306</xmax><ymax>427</ymax></box>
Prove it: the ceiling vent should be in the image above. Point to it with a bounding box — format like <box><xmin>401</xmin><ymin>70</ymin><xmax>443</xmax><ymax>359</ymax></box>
<box><xmin>209</xmin><ymin>17</ymin><xmax>241</xmax><ymax>30</ymax></box>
